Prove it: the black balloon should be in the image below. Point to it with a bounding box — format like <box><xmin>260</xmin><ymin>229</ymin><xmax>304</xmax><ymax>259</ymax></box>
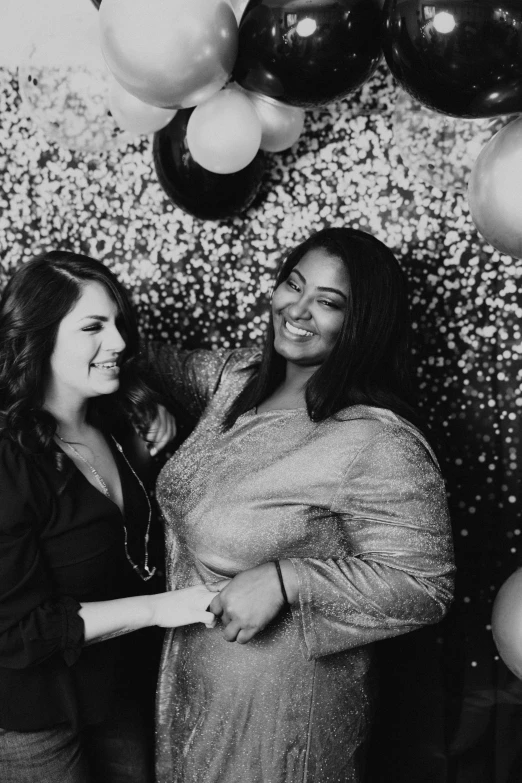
<box><xmin>90</xmin><ymin>0</ymin><xmax>101</xmax><ymax>7</ymax></box>
<box><xmin>153</xmin><ymin>110</ymin><xmax>266</xmax><ymax>221</ymax></box>
<box><xmin>233</xmin><ymin>0</ymin><xmax>383</xmax><ymax>108</ymax></box>
<box><xmin>382</xmin><ymin>0</ymin><xmax>522</xmax><ymax>118</ymax></box>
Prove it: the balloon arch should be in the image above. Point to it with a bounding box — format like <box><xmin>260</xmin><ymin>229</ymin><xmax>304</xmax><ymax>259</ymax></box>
<box><xmin>19</xmin><ymin>0</ymin><xmax>522</xmax><ymax>255</ymax></box>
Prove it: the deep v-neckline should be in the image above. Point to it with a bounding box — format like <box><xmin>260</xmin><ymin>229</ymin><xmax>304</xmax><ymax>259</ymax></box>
<box><xmin>54</xmin><ymin>435</ymin><xmax>125</xmax><ymax>516</ymax></box>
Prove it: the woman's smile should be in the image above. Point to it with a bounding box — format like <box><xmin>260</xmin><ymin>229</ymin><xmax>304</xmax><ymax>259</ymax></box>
<box><xmin>90</xmin><ymin>359</ymin><xmax>121</xmax><ymax>376</ymax></box>
<box><xmin>282</xmin><ymin>318</ymin><xmax>316</xmax><ymax>341</ymax></box>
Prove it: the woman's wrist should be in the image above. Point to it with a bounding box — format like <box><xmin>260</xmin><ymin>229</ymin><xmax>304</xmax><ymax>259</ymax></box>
<box><xmin>145</xmin><ymin>593</ymin><xmax>162</xmax><ymax>628</ymax></box>
<box><xmin>278</xmin><ymin>559</ymin><xmax>299</xmax><ymax>605</ymax></box>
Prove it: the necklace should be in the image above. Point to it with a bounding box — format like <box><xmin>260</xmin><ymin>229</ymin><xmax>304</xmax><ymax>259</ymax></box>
<box><xmin>55</xmin><ymin>433</ymin><xmax>156</xmax><ymax>582</ymax></box>
<box><xmin>56</xmin><ymin>434</ymin><xmax>111</xmax><ymax>498</ymax></box>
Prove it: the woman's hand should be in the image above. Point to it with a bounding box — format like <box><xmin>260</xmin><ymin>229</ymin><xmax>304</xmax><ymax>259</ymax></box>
<box><xmin>145</xmin><ymin>404</ymin><xmax>177</xmax><ymax>456</ymax></box>
<box><xmin>149</xmin><ymin>584</ymin><xmax>218</xmax><ymax>629</ymax></box>
<box><xmin>208</xmin><ymin>562</ymin><xmax>290</xmax><ymax>644</ymax></box>
<box><xmin>81</xmin><ymin>583</ymin><xmax>224</xmax><ymax>644</ymax></box>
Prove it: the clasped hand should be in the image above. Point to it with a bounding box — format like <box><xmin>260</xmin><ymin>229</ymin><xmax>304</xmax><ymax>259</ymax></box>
<box><xmin>144</xmin><ymin>404</ymin><xmax>177</xmax><ymax>456</ymax></box>
<box><xmin>208</xmin><ymin>562</ymin><xmax>286</xmax><ymax>644</ymax></box>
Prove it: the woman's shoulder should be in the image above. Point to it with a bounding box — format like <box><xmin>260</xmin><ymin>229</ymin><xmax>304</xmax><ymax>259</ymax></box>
<box><xmin>0</xmin><ymin>434</ymin><xmax>53</xmax><ymax>529</ymax></box>
<box><xmin>0</xmin><ymin>431</ymin><xmax>64</xmax><ymax>492</ymax></box>
<box><xmin>221</xmin><ymin>347</ymin><xmax>262</xmax><ymax>375</ymax></box>
<box><xmin>332</xmin><ymin>405</ymin><xmax>437</xmax><ymax>466</ymax></box>
<box><xmin>182</xmin><ymin>346</ymin><xmax>261</xmax><ymax>396</ymax></box>
<box><xmin>335</xmin><ymin>404</ymin><xmax>421</xmax><ymax>434</ymax></box>
<box><xmin>185</xmin><ymin>347</ymin><xmax>259</xmax><ymax>411</ymax></box>
<box><xmin>211</xmin><ymin>346</ymin><xmax>261</xmax><ymax>395</ymax></box>
<box><xmin>147</xmin><ymin>343</ymin><xmax>260</xmax><ymax>387</ymax></box>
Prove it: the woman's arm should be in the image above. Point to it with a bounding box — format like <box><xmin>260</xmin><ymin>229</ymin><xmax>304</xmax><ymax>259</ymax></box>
<box><xmin>289</xmin><ymin>427</ymin><xmax>455</xmax><ymax>659</ymax></box>
<box><xmin>141</xmin><ymin>343</ymin><xmax>236</xmax><ymax>419</ymax></box>
<box><xmin>80</xmin><ymin>585</ymin><xmax>216</xmax><ymax>644</ymax></box>
<box><xmin>0</xmin><ymin>442</ymin><xmax>79</xmax><ymax>669</ymax></box>
<box><xmin>210</xmin><ymin>426</ymin><xmax>455</xmax><ymax>654</ymax></box>
<box><xmin>0</xmin><ymin>440</ymin><xmax>217</xmax><ymax>668</ymax></box>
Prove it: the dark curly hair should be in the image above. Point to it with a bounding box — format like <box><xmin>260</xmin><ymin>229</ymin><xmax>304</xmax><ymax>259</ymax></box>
<box><xmin>0</xmin><ymin>250</ymin><xmax>157</xmax><ymax>452</ymax></box>
<box><xmin>224</xmin><ymin>227</ymin><xmax>418</xmax><ymax>431</ymax></box>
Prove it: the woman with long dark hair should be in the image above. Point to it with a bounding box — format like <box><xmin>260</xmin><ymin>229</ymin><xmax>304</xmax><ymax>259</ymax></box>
<box><xmin>0</xmin><ymin>251</ymin><xmax>216</xmax><ymax>783</ymax></box>
<box><xmin>148</xmin><ymin>227</ymin><xmax>456</xmax><ymax>782</ymax></box>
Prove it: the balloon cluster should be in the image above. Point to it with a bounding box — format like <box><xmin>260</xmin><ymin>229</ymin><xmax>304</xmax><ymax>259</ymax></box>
<box><xmin>97</xmin><ymin>0</ymin><xmax>383</xmax><ymax>220</ymax></box>
<box><xmin>20</xmin><ymin>0</ymin><xmax>522</xmax><ymax>240</ymax></box>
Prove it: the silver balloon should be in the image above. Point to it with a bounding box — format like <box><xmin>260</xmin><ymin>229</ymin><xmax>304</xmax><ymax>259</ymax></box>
<box><xmin>492</xmin><ymin>569</ymin><xmax>522</xmax><ymax>679</ymax></box>
<box><xmin>99</xmin><ymin>0</ymin><xmax>238</xmax><ymax>109</ymax></box>
<box><xmin>468</xmin><ymin>116</ymin><xmax>522</xmax><ymax>259</ymax></box>
<box><xmin>241</xmin><ymin>88</ymin><xmax>305</xmax><ymax>153</ymax></box>
<box><xmin>392</xmin><ymin>90</ymin><xmax>512</xmax><ymax>192</ymax></box>
<box><xmin>109</xmin><ymin>76</ymin><xmax>176</xmax><ymax>136</ymax></box>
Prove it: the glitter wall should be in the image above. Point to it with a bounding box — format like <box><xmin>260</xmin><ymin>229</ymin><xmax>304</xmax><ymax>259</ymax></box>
<box><xmin>1</xmin><ymin>63</ymin><xmax>521</xmax><ymax>780</ymax></box>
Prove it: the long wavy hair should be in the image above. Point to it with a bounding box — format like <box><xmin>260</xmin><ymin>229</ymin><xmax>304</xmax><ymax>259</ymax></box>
<box><xmin>224</xmin><ymin>227</ymin><xmax>418</xmax><ymax>430</ymax></box>
<box><xmin>0</xmin><ymin>250</ymin><xmax>157</xmax><ymax>452</ymax></box>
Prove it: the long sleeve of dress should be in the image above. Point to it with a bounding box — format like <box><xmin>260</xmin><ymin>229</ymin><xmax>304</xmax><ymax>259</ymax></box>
<box><xmin>291</xmin><ymin>425</ymin><xmax>455</xmax><ymax>660</ymax></box>
<box><xmin>0</xmin><ymin>441</ymin><xmax>83</xmax><ymax>669</ymax></box>
<box><xmin>143</xmin><ymin>343</ymin><xmax>251</xmax><ymax>419</ymax></box>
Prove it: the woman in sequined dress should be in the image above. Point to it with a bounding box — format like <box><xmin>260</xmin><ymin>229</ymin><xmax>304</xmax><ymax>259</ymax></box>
<box><xmin>151</xmin><ymin>228</ymin><xmax>455</xmax><ymax>783</ymax></box>
<box><xmin>0</xmin><ymin>252</ymin><xmax>216</xmax><ymax>783</ymax></box>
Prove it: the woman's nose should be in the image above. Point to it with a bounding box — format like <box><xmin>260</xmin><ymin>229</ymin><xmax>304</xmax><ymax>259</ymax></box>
<box><xmin>287</xmin><ymin>296</ymin><xmax>311</xmax><ymax>320</ymax></box>
<box><xmin>105</xmin><ymin>324</ymin><xmax>126</xmax><ymax>352</ymax></box>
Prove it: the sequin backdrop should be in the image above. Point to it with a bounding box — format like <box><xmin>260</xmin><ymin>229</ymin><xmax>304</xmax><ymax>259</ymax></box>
<box><xmin>1</xmin><ymin>63</ymin><xmax>521</xmax><ymax>781</ymax></box>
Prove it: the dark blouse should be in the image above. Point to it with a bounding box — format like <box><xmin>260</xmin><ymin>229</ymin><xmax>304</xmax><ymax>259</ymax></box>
<box><xmin>0</xmin><ymin>433</ymin><xmax>154</xmax><ymax>731</ymax></box>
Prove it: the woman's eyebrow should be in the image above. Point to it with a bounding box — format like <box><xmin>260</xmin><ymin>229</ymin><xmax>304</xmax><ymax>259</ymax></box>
<box><xmin>292</xmin><ymin>269</ymin><xmax>347</xmax><ymax>300</ymax></box>
<box><xmin>317</xmin><ymin>286</ymin><xmax>348</xmax><ymax>300</ymax></box>
<box><xmin>77</xmin><ymin>314</ymin><xmax>109</xmax><ymax>322</ymax></box>
<box><xmin>291</xmin><ymin>268</ymin><xmax>307</xmax><ymax>285</ymax></box>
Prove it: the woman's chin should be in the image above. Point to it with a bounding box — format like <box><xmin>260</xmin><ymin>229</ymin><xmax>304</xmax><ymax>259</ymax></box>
<box><xmin>274</xmin><ymin>341</ymin><xmax>321</xmax><ymax>368</ymax></box>
<box><xmin>90</xmin><ymin>379</ymin><xmax>120</xmax><ymax>397</ymax></box>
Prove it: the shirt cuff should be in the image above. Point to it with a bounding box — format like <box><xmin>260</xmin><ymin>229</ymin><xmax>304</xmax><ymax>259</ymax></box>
<box><xmin>59</xmin><ymin>596</ymin><xmax>85</xmax><ymax>667</ymax></box>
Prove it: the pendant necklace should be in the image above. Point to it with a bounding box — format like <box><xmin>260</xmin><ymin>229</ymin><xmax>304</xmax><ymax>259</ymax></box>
<box><xmin>55</xmin><ymin>433</ymin><xmax>156</xmax><ymax>581</ymax></box>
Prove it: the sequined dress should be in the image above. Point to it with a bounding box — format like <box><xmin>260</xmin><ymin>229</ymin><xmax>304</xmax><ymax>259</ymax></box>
<box><xmin>153</xmin><ymin>346</ymin><xmax>455</xmax><ymax>783</ymax></box>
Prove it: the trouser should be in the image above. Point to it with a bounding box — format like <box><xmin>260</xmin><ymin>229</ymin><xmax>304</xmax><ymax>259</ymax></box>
<box><xmin>0</xmin><ymin>692</ymin><xmax>153</xmax><ymax>783</ymax></box>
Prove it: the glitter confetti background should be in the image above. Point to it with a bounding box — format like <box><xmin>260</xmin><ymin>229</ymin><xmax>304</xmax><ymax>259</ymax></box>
<box><xmin>1</xmin><ymin>59</ymin><xmax>521</xmax><ymax>780</ymax></box>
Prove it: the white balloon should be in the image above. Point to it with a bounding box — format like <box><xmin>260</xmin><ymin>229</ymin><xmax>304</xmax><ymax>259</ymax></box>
<box><xmin>187</xmin><ymin>88</ymin><xmax>262</xmax><ymax>174</ymax></box>
<box><xmin>242</xmin><ymin>89</ymin><xmax>305</xmax><ymax>152</ymax></box>
<box><xmin>109</xmin><ymin>77</ymin><xmax>176</xmax><ymax>135</ymax></box>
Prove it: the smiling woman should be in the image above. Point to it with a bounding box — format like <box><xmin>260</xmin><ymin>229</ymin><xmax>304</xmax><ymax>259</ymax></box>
<box><xmin>48</xmin><ymin>281</ymin><xmax>126</xmax><ymax>399</ymax></box>
<box><xmin>145</xmin><ymin>227</ymin><xmax>456</xmax><ymax>783</ymax></box>
<box><xmin>45</xmin><ymin>279</ymin><xmax>129</xmax><ymax>510</ymax></box>
<box><xmin>0</xmin><ymin>251</ymin><xmax>217</xmax><ymax>783</ymax></box>
<box><xmin>271</xmin><ymin>249</ymin><xmax>348</xmax><ymax>371</ymax></box>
